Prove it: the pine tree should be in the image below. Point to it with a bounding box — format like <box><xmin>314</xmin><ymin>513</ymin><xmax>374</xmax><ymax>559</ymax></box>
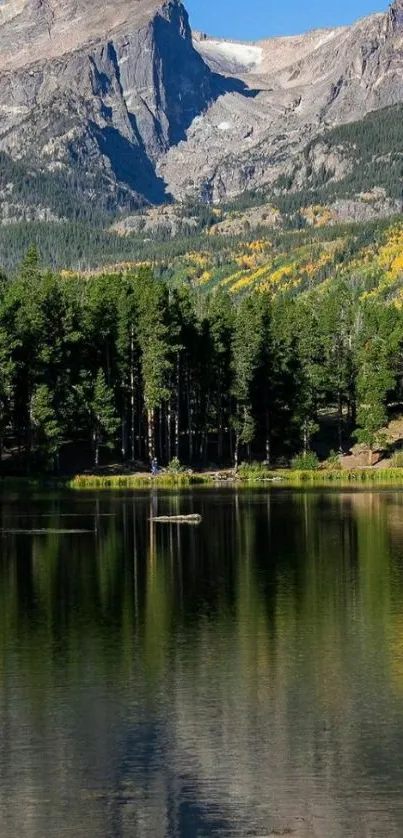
<box><xmin>135</xmin><ymin>270</ymin><xmax>172</xmax><ymax>462</ymax></box>
<box><xmin>204</xmin><ymin>289</ymin><xmax>234</xmax><ymax>463</ymax></box>
<box><xmin>31</xmin><ymin>384</ymin><xmax>62</xmax><ymax>470</ymax></box>
<box><xmin>92</xmin><ymin>369</ymin><xmax>119</xmax><ymax>466</ymax></box>
<box><xmin>20</xmin><ymin>247</ymin><xmax>40</xmax><ymax>282</ymax></box>
<box><xmin>317</xmin><ymin>281</ymin><xmax>357</xmax><ymax>452</ymax></box>
<box><xmin>0</xmin><ymin>326</ymin><xmax>13</xmax><ymax>464</ymax></box>
<box><xmin>231</xmin><ymin>295</ymin><xmax>265</xmax><ymax>468</ymax></box>
<box><xmin>354</xmin><ymin>304</ymin><xmax>398</xmax><ymax>464</ymax></box>
<box><xmin>293</xmin><ymin>302</ymin><xmax>324</xmax><ymax>454</ymax></box>
<box><xmin>117</xmin><ymin>280</ymin><xmax>141</xmax><ymax>462</ymax></box>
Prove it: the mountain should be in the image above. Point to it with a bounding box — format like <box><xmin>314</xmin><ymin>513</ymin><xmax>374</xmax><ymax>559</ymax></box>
<box><xmin>0</xmin><ymin>0</ymin><xmax>403</xmax><ymax>222</ymax></box>
<box><xmin>0</xmin><ymin>0</ymin><xmax>217</xmax><ymax>219</ymax></box>
<box><xmin>174</xmin><ymin>0</ymin><xmax>403</xmax><ymax>203</ymax></box>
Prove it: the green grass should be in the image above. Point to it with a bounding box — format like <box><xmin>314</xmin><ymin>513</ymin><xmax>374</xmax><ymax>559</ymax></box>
<box><xmin>390</xmin><ymin>451</ymin><xmax>403</xmax><ymax>468</ymax></box>
<box><xmin>4</xmin><ymin>467</ymin><xmax>403</xmax><ymax>491</ymax></box>
<box><xmin>67</xmin><ymin>473</ymin><xmax>210</xmax><ymax>489</ymax></box>
<box><xmin>71</xmin><ymin>467</ymin><xmax>403</xmax><ymax>490</ymax></box>
<box><xmin>235</xmin><ymin>465</ymin><xmax>403</xmax><ymax>486</ymax></box>
<box><xmin>273</xmin><ymin>468</ymin><xmax>403</xmax><ymax>485</ymax></box>
<box><xmin>237</xmin><ymin>462</ymin><xmax>271</xmax><ymax>480</ymax></box>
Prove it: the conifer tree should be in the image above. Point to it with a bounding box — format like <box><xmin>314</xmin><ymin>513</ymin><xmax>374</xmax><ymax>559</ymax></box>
<box><xmin>92</xmin><ymin>369</ymin><xmax>119</xmax><ymax>466</ymax></box>
<box><xmin>354</xmin><ymin>305</ymin><xmax>399</xmax><ymax>464</ymax></box>
<box><xmin>135</xmin><ymin>271</ymin><xmax>172</xmax><ymax>461</ymax></box>
<box><xmin>31</xmin><ymin>384</ymin><xmax>62</xmax><ymax>470</ymax></box>
<box><xmin>204</xmin><ymin>289</ymin><xmax>234</xmax><ymax>462</ymax></box>
<box><xmin>231</xmin><ymin>295</ymin><xmax>265</xmax><ymax>468</ymax></box>
<box><xmin>117</xmin><ymin>280</ymin><xmax>141</xmax><ymax>462</ymax></box>
<box><xmin>20</xmin><ymin>246</ymin><xmax>40</xmax><ymax>282</ymax></box>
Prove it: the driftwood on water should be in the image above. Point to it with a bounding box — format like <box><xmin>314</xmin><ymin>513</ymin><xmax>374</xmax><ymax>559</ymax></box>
<box><xmin>150</xmin><ymin>514</ymin><xmax>202</xmax><ymax>525</ymax></box>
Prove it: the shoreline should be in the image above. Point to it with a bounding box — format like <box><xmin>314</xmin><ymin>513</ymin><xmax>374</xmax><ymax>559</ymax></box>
<box><xmin>4</xmin><ymin>467</ymin><xmax>403</xmax><ymax>490</ymax></box>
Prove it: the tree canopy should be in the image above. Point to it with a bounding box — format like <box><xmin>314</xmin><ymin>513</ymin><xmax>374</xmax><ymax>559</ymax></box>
<box><xmin>0</xmin><ymin>254</ymin><xmax>403</xmax><ymax>473</ymax></box>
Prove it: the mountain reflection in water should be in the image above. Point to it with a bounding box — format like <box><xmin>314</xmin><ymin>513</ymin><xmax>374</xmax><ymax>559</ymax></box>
<box><xmin>0</xmin><ymin>489</ymin><xmax>403</xmax><ymax>838</ymax></box>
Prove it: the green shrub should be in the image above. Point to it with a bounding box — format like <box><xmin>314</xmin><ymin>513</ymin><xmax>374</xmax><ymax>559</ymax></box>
<box><xmin>291</xmin><ymin>451</ymin><xmax>320</xmax><ymax>471</ymax></box>
<box><xmin>237</xmin><ymin>461</ymin><xmax>269</xmax><ymax>479</ymax></box>
<box><xmin>391</xmin><ymin>451</ymin><xmax>403</xmax><ymax>468</ymax></box>
<box><xmin>167</xmin><ymin>457</ymin><xmax>184</xmax><ymax>474</ymax></box>
<box><xmin>322</xmin><ymin>450</ymin><xmax>342</xmax><ymax>470</ymax></box>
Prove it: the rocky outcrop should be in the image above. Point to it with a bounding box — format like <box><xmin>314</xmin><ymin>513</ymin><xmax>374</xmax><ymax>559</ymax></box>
<box><xmin>161</xmin><ymin>3</ymin><xmax>403</xmax><ymax>202</ymax></box>
<box><xmin>389</xmin><ymin>0</ymin><xmax>403</xmax><ymax>28</ymax></box>
<box><xmin>0</xmin><ymin>0</ymin><xmax>216</xmax><ymax>209</ymax></box>
<box><xmin>0</xmin><ymin>0</ymin><xmax>403</xmax><ymax>211</ymax></box>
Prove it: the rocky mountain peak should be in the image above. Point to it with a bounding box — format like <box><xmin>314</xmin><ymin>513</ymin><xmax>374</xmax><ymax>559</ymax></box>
<box><xmin>0</xmin><ymin>0</ymin><xmax>215</xmax><ymax>208</ymax></box>
<box><xmin>0</xmin><ymin>0</ymin><xmax>403</xmax><ymax>215</ymax></box>
<box><xmin>389</xmin><ymin>0</ymin><xmax>403</xmax><ymax>27</ymax></box>
<box><xmin>0</xmin><ymin>0</ymin><xmax>180</xmax><ymax>70</ymax></box>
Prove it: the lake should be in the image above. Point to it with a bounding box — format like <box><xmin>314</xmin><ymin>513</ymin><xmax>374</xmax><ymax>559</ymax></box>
<box><xmin>1</xmin><ymin>488</ymin><xmax>403</xmax><ymax>837</ymax></box>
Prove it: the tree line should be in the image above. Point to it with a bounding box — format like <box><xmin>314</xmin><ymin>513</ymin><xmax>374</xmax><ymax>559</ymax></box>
<box><xmin>0</xmin><ymin>248</ymin><xmax>402</xmax><ymax>473</ymax></box>
<box><xmin>275</xmin><ymin>103</ymin><xmax>403</xmax><ymax>223</ymax></box>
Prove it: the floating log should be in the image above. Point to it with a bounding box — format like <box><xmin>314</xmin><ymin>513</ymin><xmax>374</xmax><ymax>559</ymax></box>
<box><xmin>150</xmin><ymin>514</ymin><xmax>202</xmax><ymax>525</ymax></box>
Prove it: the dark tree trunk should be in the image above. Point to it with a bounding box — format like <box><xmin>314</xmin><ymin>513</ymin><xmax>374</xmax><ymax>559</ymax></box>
<box><xmin>121</xmin><ymin>414</ymin><xmax>128</xmax><ymax>461</ymax></box>
<box><xmin>234</xmin><ymin>431</ymin><xmax>240</xmax><ymax>471</ymax></box>
<box><xmin>265</xmin><ymin>435</ymin><xmax>271</xmax><ymax>465</ymax></box>
<box><xmin>158</xmin><ymin>406</ymin><xmax>163</xmax><ymax>463</ymax></box>
<box><xmin>130</xmin><ymin>327</ymin><xmax>136</xmax><ymax>462</ymax></box>
<box><xmin>187</xmin><ymin>368</ymin><xmax>193</xmax><ymax>464</ymax></box>
<box><xmin>137</xmin><ymin>393</ymin><xmax>143</xmax><ymax>461</ymax></box>
<box><xmin>229</xmin><ymin>419</ymin><xmax>234</xmax><ymax>465</ymax></box>
<box><xmin>93</xmin><ymin>428</ymin><xmax>100</xmax><ymax>467</ymax></box>
<box><xmin>303</xmin><ymin>421</ymin><xmax>309</xmax><ymax>456</ymax></box>
<box><xmin>167</xmin><ymin>399</ymin><xmax>172</xmax><ymax>464</ymax></box>
<box><xmin>175</xmin><ymin>353</ymin><xmax>180</xmax><ymax>459</ymax></box>
<box><xmin>147</xmin><ymin>409</ymin><xmax>155</xmax><ymax>461</ymax></box>
<box><xmin>218</xmin><ymin>380</ymin><xmax>223</xmax><ymax>462</ymax></box>
<box><xmin>338</xmin><ymin>393</ymin><xmax>343</xmax><ymax>453</ymax></box>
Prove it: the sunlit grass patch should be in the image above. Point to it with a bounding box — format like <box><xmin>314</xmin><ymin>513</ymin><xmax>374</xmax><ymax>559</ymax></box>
<box><xmin>68</xmin><ymin>473</ymin><xmax>208</xmax><ymax>489</ymax></box>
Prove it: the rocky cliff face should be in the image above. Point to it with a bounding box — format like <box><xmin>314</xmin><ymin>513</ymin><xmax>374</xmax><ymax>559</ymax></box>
<box><xmin>162</xmin><ymin>3</ymin><xmax>403</xmax><ymax>202</ymax></box>
<box><xmin>0</xmin><ymin>0</ymin><xmax>403</xmax><ymax>214</ymax></box>
<box><xmin>0</xmin><ymin>0</ymin><xmax>216</xmax><ymax>210</ymax></box>
<box><xmin>390</xmin><ymin>0</ymin><xmax>403</xmax><ymax>27</ymax></box>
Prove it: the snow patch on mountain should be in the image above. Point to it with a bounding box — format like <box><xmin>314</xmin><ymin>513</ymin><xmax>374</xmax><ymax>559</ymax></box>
<box><xmin>193</xmin><ymin>37</ymin><xmax>263</xmax><ymax>74</ymax></box>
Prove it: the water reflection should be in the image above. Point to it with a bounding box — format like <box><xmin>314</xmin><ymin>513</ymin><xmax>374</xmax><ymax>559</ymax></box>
<box><xmin>0</xmin><ymin>490</ymin><xmax>403</xmax><ymax>837</ymax></box>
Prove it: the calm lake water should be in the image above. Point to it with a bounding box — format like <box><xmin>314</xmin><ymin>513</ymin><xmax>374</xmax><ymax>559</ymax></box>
<box><xmin>1</xmin><ymin>489</ymin><xmax>403</xmax><ymax>838</ymax></box>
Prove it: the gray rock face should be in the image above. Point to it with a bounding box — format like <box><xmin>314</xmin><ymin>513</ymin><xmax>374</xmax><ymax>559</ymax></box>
<box><xmin>162</xmin><ymin>5</ymin><xmax>403</xmax><ymax>202</ymax></box>
<box><xmin>0</xmin><ymin>0</ymin><xmax>216</xmax><ymax>209</ymax></box>
<box><xmin>0</xmin><ymin>0</ymin><xmax>403</xmax><ymax>211</ymax></box>
<box><xmin>390</xmin><ymin>0</ymin><xmax>403</xmax><ymax>27</ymax></box>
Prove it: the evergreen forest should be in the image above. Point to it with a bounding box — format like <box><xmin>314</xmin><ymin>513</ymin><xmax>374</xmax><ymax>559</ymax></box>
<box><xmin>0</xmin><ymin>247</ymin><xmax>402</xmax><ymax>474</ymax></box>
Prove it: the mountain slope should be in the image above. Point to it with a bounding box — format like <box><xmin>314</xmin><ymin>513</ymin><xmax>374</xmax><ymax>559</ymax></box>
<box><xmin>0</xmin><ymin>0</ymin><xmax>403</xmax><ymax>217</ymax></box>
<box><xmin>160</xmin><ymin>1</ymin><xmax>403</xmax><ymax>202</ymax></box>
<box><xmin>0</xmin><ymin>0</ymin><xmax>217</xmax><ymax>213</ymax></box>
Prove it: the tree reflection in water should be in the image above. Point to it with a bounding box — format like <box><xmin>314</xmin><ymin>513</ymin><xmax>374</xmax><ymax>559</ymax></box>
<box><xmin>0</xmin><ymin>489</ymin><xmax>403</xmax><ymax>837</ymax></box>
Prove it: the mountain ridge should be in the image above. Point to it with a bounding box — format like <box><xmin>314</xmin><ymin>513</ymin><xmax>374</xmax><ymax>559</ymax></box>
<box><xmin>0</xmin><ymin>0</ymin><xmax>218</xmax><ymax>211</ymax></box>
<box><xmin>0</xmin><ymin>0</ymin><xmax>402</xmax><ymax>219</ymax></box>
<box><xmin>167</xmin><ymin>1</ymin><xmax>403</xmax><ymax>202</ymax></box>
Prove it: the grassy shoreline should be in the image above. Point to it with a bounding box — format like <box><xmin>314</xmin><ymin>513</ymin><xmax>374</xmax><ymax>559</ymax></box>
<box><xmin>4</xmin><ymin>468</ymin><xmax>403</xmax><ymax>490</ymax></box>
<box><xmin>66</xmin><ymin>469</ymin><xmax>403</xmax><ymax>489</ymax></box>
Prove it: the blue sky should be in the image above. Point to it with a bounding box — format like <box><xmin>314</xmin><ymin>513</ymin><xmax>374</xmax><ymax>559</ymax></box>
<box><xmin>186</xmin><ymin>0</ymin><xmax>385</xmax><ymax>40</ymax></box>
